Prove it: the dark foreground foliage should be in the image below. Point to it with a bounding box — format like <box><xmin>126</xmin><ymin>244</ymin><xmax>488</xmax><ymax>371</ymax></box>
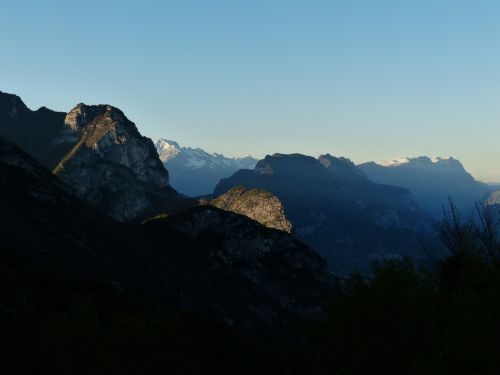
<box><xmin>306</xmin><ymin>203</ymin><xmax>500</xmax><ymax>375</ymax></box>
<box><xmin>2</xmin><ymin>203</ymin><xmax>500</xmax><ymax>374</ymax></box>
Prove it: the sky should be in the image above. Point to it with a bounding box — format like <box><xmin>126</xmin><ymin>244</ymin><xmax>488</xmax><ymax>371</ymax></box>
<box><xmin>1</xmin><ymin>0</ymin><xmax>499</xmax><ymax>181</ymax></box>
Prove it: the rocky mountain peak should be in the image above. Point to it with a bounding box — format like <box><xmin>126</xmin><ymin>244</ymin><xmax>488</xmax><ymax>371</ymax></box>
<box><xmin>215</xmin><ymin>152</ymin><xmax>430</xmax><ymax>272</ymax></box>
<box><xmin>154</xmin><ymin>138</ymin><xmax>257</xmax><ymax>196</ymax></box>
<box><xmin>65</xmin><ymin>103</ymin><xmax>99</xmax><ymax>131</ymax></box>
<box><xmin>318</xmin><ymin>154</ymin><xmax>367</xmax><ymax>182</ymax></box>
<box><xmin>58</xmin><ymin>103</ymin><xmax>132</xmax><ymax>145</ymax></box>
<box><xmin>0</xmin><ymin>93</ymin><xmax>190</xmax><ymax>222</ymax></box>
<box><xmin>318</xmin><ymin>153</ymin><xmax>354</xmax><ymax>168</ymax></box>
<box><xmin>255</xmin><ymin>153</ymin><xmax>324</xmax><ymax>176</ymax></box>
<box><xmin>54</xmin><ymin>103</ymin><xmax>167</xmax><ymax>180</ymax></box>
<box><xmin>0</xmin><ymin>91</ymin><xmax>28</xmax><ymax>119</ymax></box>
<box><xmin>156</xmin><ymin>138</ymin><xmax>181</xmax><ymax>162</ymax></box>
<box><xmin>203</xmin><ymin>186</ymin><xmax>293</xmax><ymax>233</ymax></box>
<box><xmin>0</xmin><ymin>92</ymin><xmax>68</xmax><ymax>169</ymax></box>
<box><xmin>49</xmin><ymin>102</ymin><xmax>186</xmax><ymax>221</ymax></box>
<box><xmin>359</xmin><ymin>156</ymin><xmax>489</xmax><ymax>217</ymax></box>
<box><xmin>374</xmin><ymin>156</ymin><xmax>467</xmax><ymax>174</ymax></box>
<box><xmin>0</xmin><ymin>136</ymin><xmax>332</xmax><ymax>335</ymax></box>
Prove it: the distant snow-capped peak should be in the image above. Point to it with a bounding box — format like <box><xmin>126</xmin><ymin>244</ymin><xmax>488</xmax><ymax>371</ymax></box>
<box><xmin>377</xmin><ymin>156</ymin><xmax>454</xmax><ymax>167</ymax></box>
<box><xmin>154</xmin><ymin>138</ymin><xmax>257</xmax><ymax>170</ymax></box>
<box><xmin>156</xmin><ymin>138</ymin><xmax>181</xmax><ymax>161</ymax></box>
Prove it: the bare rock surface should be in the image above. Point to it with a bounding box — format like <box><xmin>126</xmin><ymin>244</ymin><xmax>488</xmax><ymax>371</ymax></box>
<box><xmin>0</xmin><ymin>91</ymin><xmax>191</xmax><ymax>222</ymax></box>
<box><xmin>52</xmin><ymin>103</ymin><xmax>187</xmax><ymax>221</ymax></box>
<box><xmin>203</xmin><ymin>186</ymin><xmax>293</xmax><ymax>233</ymax></box>
<box><xmin>0</xmin><ymin>137</ymin><xmax>332</xmax><ymax>330</ymax></box>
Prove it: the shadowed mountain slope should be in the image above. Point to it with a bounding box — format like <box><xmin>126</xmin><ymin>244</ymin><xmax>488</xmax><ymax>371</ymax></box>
<box><xmin>0</xmin><ymin>91</ymin><xmax>69</xmax><ymax>168</ymax></box>
<box><xmin>0</xmin><ymin>92</ymin><xmax>191</xmax><ymax>222</ymax></box>
<box><xmin>215</xmin><ymin>153</ymin><xmax>434</xmax><ymax>272</ymax></box>
<box><xmin>0</xmin><ymin>137</ymin><xmax>331</xmax><ymax>331</ymax></box>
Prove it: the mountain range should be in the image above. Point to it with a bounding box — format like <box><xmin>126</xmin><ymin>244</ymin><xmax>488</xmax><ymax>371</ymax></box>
<box><xmin>1</xmin><ymin>89</ymin><xmax>499</xmax><ymax>372</ymax></box>
<box><xmin>215</xmin><ymin>153</ymin><xmax>434</xmax><ymax>272</ymax></box>
<box><xmin>0</xmin><ymin>89</ymin><xmax>494</xmax><ymax>273</ymax></box>
<box><xmin>0</xmin><ymin>135</ymin><xmax>334</xmax><ymax>372</ymax></box>
<box><xmin>155</xmin><ymin>138</ymin><xmax>257</xmax><ymax>196</ymax></box>
<box><xmin>153</xmin><ymin>136</ymin><xmax>492</xmax><ymax>219</ymax></box>
<box><xmin>359</xmin><ymin>156</ymin><xmax>491</xmax><ymax>217</ymax></box>
<box><xmin>0</xmin><ymin>92</ymin><xmax>190</xmax><ymax>222</ymax></box>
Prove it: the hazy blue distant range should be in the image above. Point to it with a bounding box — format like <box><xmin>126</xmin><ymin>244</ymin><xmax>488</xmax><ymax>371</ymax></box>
<box><xmin>155</xmin><ymin>138</ymin><xmax>257</xmax><ymax>197</ymax></box>
<box><xmin>359</xmin><ymin>156</ymin><xmax>492</xmax><ymax>218</ymax></box>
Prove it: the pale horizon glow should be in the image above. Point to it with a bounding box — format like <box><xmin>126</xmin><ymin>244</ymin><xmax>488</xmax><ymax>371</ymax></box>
<box><xmin>1</xmin><ymin>0</ymin><xmax>499</xmax><ymax>182</ymax></box>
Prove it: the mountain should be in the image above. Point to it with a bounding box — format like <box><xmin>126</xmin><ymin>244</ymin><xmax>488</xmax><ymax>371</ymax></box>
<box><xmin>0</xmin><ymin>136</ymin><xmax>331</xmax><ymax>326</ymax></box>
<box><xmin>0</xmin><ymin>92</ymin><xmax>190</xmax><ymax>222</ymax></box>
<box><xmin>0</xmin><ymin>137</ymin><xmax>331</xmax><ymax>365</ymax></box>
<box><xmin>0</xmin><ymin>91</ymin><xmax>69</xmax><ymax>167</ymax></box>
<box><xmin>201</xmin><ymin>186</ymin><xmax>293</xmax><ymax>233</ymax></box>
<box><xmin>155</xmin><ymin>138</ymin><xmax>257</xmax><ymax>196</ymax></box>
<box><xmin>215</xmin><ymin>153</ymin><xmax>433</xmax><ymax>273</ymax></box>
<box><xmin>359</xmin><ymin>156</ymin><xmax>491</xmax><ymax>217</ymax></box>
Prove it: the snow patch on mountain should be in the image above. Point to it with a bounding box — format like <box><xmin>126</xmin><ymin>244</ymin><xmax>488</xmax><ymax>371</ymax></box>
<box><xmin>155</xmin><ymin>138</ymin><xmax>181</xmax><ymax>161</ymax></box>
<box><xmin>378</xmin><ymin>156</ymin><xmax>453</xmax><ymax>167</ymax></box>
<box><xmin>359</xmin><ymin>155</ymin><xmax>489</xmax><ymax>218</ymax></box>
<box><xmin>155</xmin><ymin>138</ymin><xmax>256</xmax><ymax>171</ymax></box>
<box><xmin>154</xmin><ymin>138</ymin><xmax>258</xmax><ymax>196</ymax></box>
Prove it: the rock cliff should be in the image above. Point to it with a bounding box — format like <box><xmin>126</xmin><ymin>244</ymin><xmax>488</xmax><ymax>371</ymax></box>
<box><xmin>51</xmin><ymin>103</ymin><xmax>188</xmax><ymax>221</ymax></box>
<box><xmin>202</xmin><ymin>186</ymin><xmax>293</xmax><ymax>233</ymax></box>
<box><xmin>0</xmin><ymin>137</ymin><xmax>331</xmax><ymax>330</ymax></box>
<box><xmin>0</xmin><ymin>92</ymin><xmax>191</xmax><ymax>222</ymax></box>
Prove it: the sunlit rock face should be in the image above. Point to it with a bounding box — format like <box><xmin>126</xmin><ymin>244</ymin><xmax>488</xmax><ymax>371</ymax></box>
<box><xmin>0</xmin><ymin>92</ymin><xmax>191</xmax><ymax>222</ymax></box>
<box><xmin>52</xmin><ymin>103</ymin><xmax>185</xmax><ymax>222</ymax></box>
<box><xmin>202</xmin><ymin>186</ymin><xmax>293</xmax><ymax>234</ymax></box>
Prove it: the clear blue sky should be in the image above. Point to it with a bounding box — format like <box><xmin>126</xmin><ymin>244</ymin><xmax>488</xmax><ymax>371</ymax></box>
<box><xmin>1</xmin><ymin>0</ymin><xmax>499</xmax><ymax>181</ymax></box>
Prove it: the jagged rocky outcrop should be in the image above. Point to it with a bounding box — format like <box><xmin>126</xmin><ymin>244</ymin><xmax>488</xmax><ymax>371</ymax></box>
<box><xmin>201</xmin><ymin>186</ymin><xmax>293</xmax><ymax>233</ymax></box>
<box><xmin>215</xmin><ymin>153</ymin><xmax>434</xmax><ymax>273</ymax></box>
<box><xmin>51</xmin><ymin>104</ymin><xmax>189</xmax><ymax>221</ymax></box>
<box><xmin>0</xmin><ymin>137</ymin><xmax>331</xmax><ymax>330</ymax></box>
<box><xmin>0</xmin><ymin>92</ymin><xmax>191</xmax><ymax>222</ymax></box>
<box><xmin>359</xmin><ymin>156</ymin><xmax>491</xmax><ymax>217</ymax></box>
<box><xmin>155</xmin><ymin>138</ymin><xmax>257</xmax><ymax>196</ymax></box>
